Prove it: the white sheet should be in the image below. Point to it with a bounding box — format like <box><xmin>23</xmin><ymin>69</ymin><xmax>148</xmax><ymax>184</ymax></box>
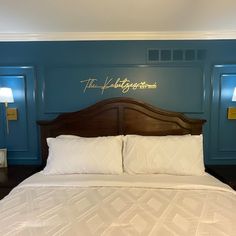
<box><xmin>17</xmin><ymin>171</ymin><xmax>235</xmax><ymax>192</ymax></box>
<box><xmin>0</xmin><ymin>172</ymin><xmax>235</xmax><ymax>236</ymax></box>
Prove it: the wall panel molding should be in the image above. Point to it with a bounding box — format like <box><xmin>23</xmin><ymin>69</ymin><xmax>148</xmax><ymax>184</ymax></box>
<box><xmin>210</xmin><ymin>65</ymin><xmax>236</xmax><ymax>163</ymax></box>
<box><xmin>0</xmin><ymin>67</ymin><xmax>38</xmax><ymax>165</ymax></box>
<box><xmin>42</xmin><ymin>64</ymin><xmax>204</xmax><ymax>114</ymax></box>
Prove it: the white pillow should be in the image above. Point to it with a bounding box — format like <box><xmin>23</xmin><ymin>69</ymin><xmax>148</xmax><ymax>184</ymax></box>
<box><xmin>43</xmin><ymin>136</ymin><xmax>123</xmax><ymax>175</ymax></box>
<box><xmin>123</xmin><ymin>135</ymin><xmax>205</xmax><ymax>176</ymax></box>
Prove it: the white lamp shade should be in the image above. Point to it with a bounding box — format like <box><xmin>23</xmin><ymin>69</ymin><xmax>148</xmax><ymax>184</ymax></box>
<box><xmin>0</xmin><ymin>87</ymin><xmax>14</xmax><ymax>103</ymax></box>
<box><xmin>233</xmin><ymin>87</ymin><xmax>236</xmax><ymax>102</ymax></box>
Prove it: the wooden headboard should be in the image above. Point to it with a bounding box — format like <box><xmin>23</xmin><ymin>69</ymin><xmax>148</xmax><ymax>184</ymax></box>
<box><xmin>37</xmin><ymin>97</ymin><xmax>206</xmax><ymax>166</ymax></box>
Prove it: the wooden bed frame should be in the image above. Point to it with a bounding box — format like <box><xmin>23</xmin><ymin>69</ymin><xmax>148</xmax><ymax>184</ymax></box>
<box><xmin>37</xmin><ymin>97</ymin><xmax>206</xmax><ymax>166</ymax></box>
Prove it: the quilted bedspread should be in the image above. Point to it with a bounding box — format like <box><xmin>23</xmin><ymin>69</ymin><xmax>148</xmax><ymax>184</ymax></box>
<box><xmin>0</xmin><ymin>173</ymin><xmax>235</xmax><ymax>236</ymax></box>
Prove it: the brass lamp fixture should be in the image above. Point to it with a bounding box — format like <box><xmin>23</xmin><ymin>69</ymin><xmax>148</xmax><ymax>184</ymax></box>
<box><xmin>0</xmin><ymin>87</ymin><xmax>14</xmax><ymax>134</ymax></box>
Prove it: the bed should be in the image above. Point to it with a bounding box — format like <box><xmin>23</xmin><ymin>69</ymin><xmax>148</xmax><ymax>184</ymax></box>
<box><xmin>0</xmin><ymin>97</ymin><xmax>235</xmax><ymax>236</ymax></box>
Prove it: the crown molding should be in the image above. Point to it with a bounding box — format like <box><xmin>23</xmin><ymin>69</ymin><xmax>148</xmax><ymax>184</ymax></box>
<box><xmin>1</xmin><ymin>31</ymin><xmax>236</xmax><ymax>41</ymax></box>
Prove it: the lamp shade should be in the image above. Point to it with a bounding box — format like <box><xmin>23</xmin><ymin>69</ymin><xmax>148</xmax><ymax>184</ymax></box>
<box><xmin>0</xmin><ymin>87</ymin><xmax>14</xmax><ymax>103</ymax></box>
<box><xmin>232</xmin><ymin>87</ymin><xmax>236</xmax><ymax>102</ymax></box>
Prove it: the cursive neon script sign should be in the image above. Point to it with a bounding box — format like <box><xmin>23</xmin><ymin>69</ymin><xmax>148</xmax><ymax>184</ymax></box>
<box><xmin>80</xmin><ymin>77</ymin><xmax>158</xmax><ymax>94</ymax></box>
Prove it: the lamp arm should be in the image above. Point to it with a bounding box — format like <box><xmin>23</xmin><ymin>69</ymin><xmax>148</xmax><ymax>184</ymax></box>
<box><xmin>4</xmin><ymin>102</ymin><xmax>9</xmax><ymax>134</ymax></box>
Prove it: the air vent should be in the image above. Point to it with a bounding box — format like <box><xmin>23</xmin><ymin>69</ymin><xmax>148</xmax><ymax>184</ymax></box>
<box><xmin>185</xmin><ymin>50</ymin><xmax>195</xmax><ymax>60</ymax></box>
<box><xmin>173</xmin><ymin>50</ymin><xmax>183</xmax><ymax>61</ymax></box>
<box><xmin>147</xmin><ymin>49</ymin><xmax>206</xmax><ymax>63</ymax></box>
<box><xmin>148</xmin><ymin>49</ymin><xmax>159</xmax><ymax>61</ymax></box>
<box><xmin>161</xmin><ymin>50</ymin><xmax>171</xmax><ymax>61</ymax></box>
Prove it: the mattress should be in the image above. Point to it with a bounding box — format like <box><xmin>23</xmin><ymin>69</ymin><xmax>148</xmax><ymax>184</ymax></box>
<box><xmin>0</xmin><ymin>172</ymin><xmax>235</xmax><ymax>236</ymax></box>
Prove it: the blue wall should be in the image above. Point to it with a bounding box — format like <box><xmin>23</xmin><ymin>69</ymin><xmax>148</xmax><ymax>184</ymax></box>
<box><xmin>0</xmin><ymin>40</ymin><xmax>236</xmax><ymax>165</ymax></box>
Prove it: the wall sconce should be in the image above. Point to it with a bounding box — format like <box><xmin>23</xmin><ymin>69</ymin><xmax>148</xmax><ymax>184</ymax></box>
<box><xmin>0</xmin><ymin>87</ymin><xmax>17</xmax><ymax>134</ymax></box>
<box><xmin>228</xmin><ymin>87</ymin><xmax>236</xmax><ymax>120</ymax></box>
<box><xmin>232</xmin><ymin>87</ymin><xmax>236</xmax><ymax>102</ymax></box>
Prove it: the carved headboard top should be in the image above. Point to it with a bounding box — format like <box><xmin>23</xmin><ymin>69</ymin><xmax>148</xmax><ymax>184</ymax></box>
<box><xmin>37</xmin><ymin>97</ymin><xmax>206</xmax><ymax>166</ymax></box>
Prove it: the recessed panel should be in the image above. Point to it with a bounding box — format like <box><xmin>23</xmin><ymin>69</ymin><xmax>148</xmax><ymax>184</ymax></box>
<box><xmin>0</xmin><ymin>67</ymin><xmax>37</xmax><ymax>165</ymax></box>
<box><xmin>44</xmin><ymin>65</ymin><xmax>204</xmax><ymax>114</ymax></box>
<box><xmin>219</xmin><ymin>74</ymin><xmax>236</xmax><ymax>151</ymax></box>
<box><xmin>0</xmin><ymin>75</ymin><xmax>28</xmax><ymax>151</ymax></box>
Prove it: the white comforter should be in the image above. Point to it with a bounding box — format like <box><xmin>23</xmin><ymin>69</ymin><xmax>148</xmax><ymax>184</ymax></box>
<box><xmin>0</xmin><ymin>172</ymin><xmax>235</xmax><ymax>236</ymax></box>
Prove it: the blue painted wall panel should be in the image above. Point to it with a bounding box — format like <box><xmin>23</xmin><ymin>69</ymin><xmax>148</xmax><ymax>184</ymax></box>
<box><xmin>210</xmin><ymin>65</ymin><xmax>236</xmax><ymax>164</ymax></box>
<box><xmin>219</xmin><ymin>75</ymin><xmax>236</xmax><ymax>151</ymax></box>
<box><xmin>0</xmin><ymin>40</ymin><xmax>235</xmax><ymax>165</ymax></box>
<box><xmin>43</xmin><ymin>65</ymin><xmax>203</xmax><ymax>113</ymax></box>
<box><xmin>0</xmin><ymin>67</ymin><xmax>38</xmax><ymax>165</ymax></box>
<box><xmin>0</xmin><ymin>75</ymin><xmax>28</xmax><ymax>151</ymax></box>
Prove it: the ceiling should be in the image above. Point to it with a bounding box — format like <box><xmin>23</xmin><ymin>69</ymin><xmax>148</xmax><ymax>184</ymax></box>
<box><xmin>1</xmin><ymin>0</ymin><xmax>236</xmax><ymax>41</ymax></box>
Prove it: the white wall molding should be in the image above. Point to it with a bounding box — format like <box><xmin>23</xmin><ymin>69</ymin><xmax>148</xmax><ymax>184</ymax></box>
<box><xmin>1</xmin><ymin>31</ymin><xmax>236</xmax><ymax>41</ymax></box>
